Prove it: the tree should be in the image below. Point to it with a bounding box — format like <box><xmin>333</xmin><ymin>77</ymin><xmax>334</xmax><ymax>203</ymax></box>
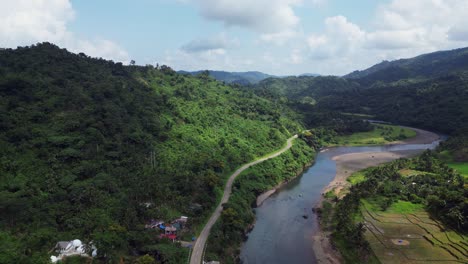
<box><xmin>134</xmin><ymin>254</ymin><xmax>156</xmax><ymax>264</ymax></box>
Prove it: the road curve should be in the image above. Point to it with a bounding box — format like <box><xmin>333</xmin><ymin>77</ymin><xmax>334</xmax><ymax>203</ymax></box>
<box><xmin>190</xmin><ymin>135</ymin><xmax>298</xmax><ymax>264</ymax></box>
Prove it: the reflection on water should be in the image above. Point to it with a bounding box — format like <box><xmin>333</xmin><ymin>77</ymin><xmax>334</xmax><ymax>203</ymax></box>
<box><xmin>239</xmin><ymin>139</ymin><xmax>442</xmax><ymax>264</ymax></box>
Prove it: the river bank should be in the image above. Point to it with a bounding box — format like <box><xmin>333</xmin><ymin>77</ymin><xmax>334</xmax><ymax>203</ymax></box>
<box><xmin>256</xmin><ymin>127</ymin><xmax>440</xmax><ymax>207</ymax></box>
<box><xmin>256</xmin><ymin>160</ymin><xmax>314</xmax><ymax>207</ymax></box>
<box><xmin>311</xmin><ymin>127</ymin><xmax>440</xmax><ymax>264</ymax></box>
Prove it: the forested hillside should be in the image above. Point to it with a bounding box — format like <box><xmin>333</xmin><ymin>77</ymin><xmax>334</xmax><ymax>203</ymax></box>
<box><xmin>317</xmin><ymin>73</ymin><xmax>468</xmax><ymax>134</ymax></box>
<box><xmin>255</xmin><ymin>75</ymin><xmax>359</xmax><ymax>104</ymax></box>
<box><xmin>253</xmin><ymin>47</ymin><xmax>468</xmax><ymax>135</ymax></box>
<box><xmin>0</xmin><ymin>43</ymin><xmax>306</xmax><ymax>263</ymax></box>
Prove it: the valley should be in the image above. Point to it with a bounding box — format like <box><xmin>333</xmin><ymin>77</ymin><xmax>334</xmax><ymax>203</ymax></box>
<box><xmin>0</xmin><ymin>44</ymin><xmax>467</xmax><ymax>264</ymax></box>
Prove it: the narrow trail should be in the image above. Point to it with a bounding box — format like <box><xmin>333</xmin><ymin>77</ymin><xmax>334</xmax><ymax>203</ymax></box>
<box><xmin>189</xmin><ymin>135</ymin><xmax>298</xmax><ymax>264</ymax></box>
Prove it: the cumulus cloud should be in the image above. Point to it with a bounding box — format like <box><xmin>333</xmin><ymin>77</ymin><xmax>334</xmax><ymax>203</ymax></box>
<box><xmin>303</xmin><ymin>0</ymin><xmax>468</xmax><ymax>74</ymax></box>
<box><xmin>0</xmin><ymin>0</ymin><xmax>129</xmax><ymax>63</ymax></box>
<box><xmin>306</xmin><ymin>16</ymin><xmax>365</xmax><ymax>60</ymax></box>
<box><xmin>369</xmin><ymin>0</ymin><xmax>468</xmax><ymax>50</ymax></box>
<box><xmin>163</xmin><ymin>48</ymin><xmax>251</xmax><ymax>72</ymax></box>
<box><xmin>289</xmin><ymin>49</ymin><xmax>303</xmax><ymax>64</ymax></box>
<box><xmin>74</xmin><ymin>39</ymin><xmax>130</xmax><ymax>63</ymax></box>
<box><xmin>181</xmin><ymin>34</ymin><xmax>238</xmax><ymax>53</ymax></box>
<box><xmin>190</xmin><ymin>0</ymin><xmax>302</xmax><ymax>43</ymax></box>
<box><xmin>0</xmin><ymin>0</ymin><xmax>74</xmax><ymax>47</ymax></box>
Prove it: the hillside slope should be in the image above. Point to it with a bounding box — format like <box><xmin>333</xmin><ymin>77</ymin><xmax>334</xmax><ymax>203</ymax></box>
<box><xmin>253</xmin><ymin>47</ymin><xmax>468</xmax><ymax>134</ymax></box>
<box><xmin>344</xmin><ymin>47</ymin><xmax>468</xmax><ymax>85</ymax></box>
<box><xmin>0</xmin><ymin>43</ymin><xmax>307</xmax><ymax>263</ymax></box>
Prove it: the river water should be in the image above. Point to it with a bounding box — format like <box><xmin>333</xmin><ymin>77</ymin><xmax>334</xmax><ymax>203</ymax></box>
<box><xmin>239</xmin><ymin>140</ymin><xmax>441</xmax><ymax>264</ymax></box>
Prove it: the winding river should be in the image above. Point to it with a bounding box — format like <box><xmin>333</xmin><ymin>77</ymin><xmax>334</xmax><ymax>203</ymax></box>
<box><xmin>239</xmin><ymin>138</ymin><xmax>441</xmax><ymax>264</ymax></box>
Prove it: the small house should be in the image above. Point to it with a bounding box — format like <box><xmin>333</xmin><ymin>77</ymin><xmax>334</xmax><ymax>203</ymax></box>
<box><xmin>173</xmin><ymin>222</ymin><xmax>182</xmax><ymax>231</ymax></box>
<box><xmin>54</xmin><ymin>241</ymin><xmax>71</xmax><ymax>253</ymax></box>
<box><xmin>145</xmin><ymin>219</ymin><xmax>164</xmax><ymax>229</ymax></box>
<box><xmin>165</xmin><ymin>225</ymin><xmax>177</xmax><ymax>235</ymax></box>
<box><xmin>50</xmin><ymin>239</ymin><xmax>97</xmax><ymax>263</ymax></box>
<box><xmin>54</xmin><ymin>239</ymin><xmax>86</xmax><ymax>255</ymax></box>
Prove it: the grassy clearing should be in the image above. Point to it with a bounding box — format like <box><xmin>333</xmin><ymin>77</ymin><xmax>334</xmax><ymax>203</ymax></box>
<box><xmin>398</xmin><ymin>168</ymin><xmax>433</xmax><ymax>177</ymax></box>
<box><xmin>347</xmin><ymin>170</ymin><xmax>367</xmax><ymax>185</ymax></box>
<box><xmin>438</xmin><ymin>150</ymin><xmax>468</xmax><ymax>178</ymax></box>
<box><xmin>331</xmin><ymin>124</ymin><xmax>417</xmax><ymax>146</ymax></box>
<box><xmin>386</xmin><ymin>200</ymin><xmax>424</xmax><ymax>214</ymax></box>
<box><xmin>362</xmin><ymin>199</ymin><xmax>425</xmax><ymax>214</ymax></box>
<box><xmin>324</xmin><ymin>190</ymin><xmax>337</xmax><ymax>199</ymax></box>
<box><xmin>447</xmin><ymin>162</ymin><xmax>468</xmax><ymax>178</ymax></box>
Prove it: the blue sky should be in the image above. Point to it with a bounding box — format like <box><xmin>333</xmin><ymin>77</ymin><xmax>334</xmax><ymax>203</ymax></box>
<box><xmin>1</xmin><ymin>0</ymin><xmax>468</xmax><ymax>75</ymax></box>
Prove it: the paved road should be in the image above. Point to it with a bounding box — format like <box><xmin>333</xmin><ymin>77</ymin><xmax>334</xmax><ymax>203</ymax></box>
<box><xmin>190</xmin><ymin>135</ymin><xmax>298</xmax><ymax>264</ymax></box>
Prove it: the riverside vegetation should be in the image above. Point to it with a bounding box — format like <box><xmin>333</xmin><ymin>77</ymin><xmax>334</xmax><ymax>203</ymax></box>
<box><xmin>319</xmin><ymin>150</ymin><xmax>467</xmax><ymax>263</ymax></box>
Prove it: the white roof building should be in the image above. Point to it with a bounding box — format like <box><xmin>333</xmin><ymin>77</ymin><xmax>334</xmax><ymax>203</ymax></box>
<box><xmin>50</xmin><ymin>239</ymin><xmax>97</xmax><ymax>263</ymax></box>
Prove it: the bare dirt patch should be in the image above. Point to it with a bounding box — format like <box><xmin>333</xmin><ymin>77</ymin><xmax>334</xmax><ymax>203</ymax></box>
<box><xmin>391</xmin><ymin>239</ymin><xmax>410</xmax><ymax>246</ymax></box>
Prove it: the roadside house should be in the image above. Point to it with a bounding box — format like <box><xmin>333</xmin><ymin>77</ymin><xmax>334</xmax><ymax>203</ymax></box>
<box><xmin>50</xmin><ymin>239</ymin><xmax>97</xmax><ymax>263</ymax></box>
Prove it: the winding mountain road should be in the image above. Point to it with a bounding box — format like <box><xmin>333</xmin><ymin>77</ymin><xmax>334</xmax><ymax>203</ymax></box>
<box><xmin>189</xmin><ymin>135</ymin><xmax>298</xmax><ymax>264</ymax></box>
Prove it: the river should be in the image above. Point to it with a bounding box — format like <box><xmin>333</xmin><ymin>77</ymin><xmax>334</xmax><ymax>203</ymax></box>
<box><xmin>239</xmin><ymin>139</ymin><xmax>441</xmax><ymax>264</ymax></box>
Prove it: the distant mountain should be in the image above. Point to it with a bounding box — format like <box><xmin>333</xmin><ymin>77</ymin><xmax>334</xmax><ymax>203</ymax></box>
<box><xmin>178</xmin><ymin>70</ymin><xmax>274</xmax><ymax>85</ymax></box>
<box><xmin>344</xmin><ymin>47</ymin><xmax>468</xmax><ymax>85</ymax></box>
<box><xmin>252</xmin><ymin>46</ymin><xmax>468</xmax><ymax>134</ymax></box>
<box><xmin>299</xmin><ymin>73</ymin><xmax>321</xmax><ymax>77</ymax></box>
<box><xmin>321</xmin><ymin>46</ymin><xmax>468</xmax><ymax>133</ymax></box>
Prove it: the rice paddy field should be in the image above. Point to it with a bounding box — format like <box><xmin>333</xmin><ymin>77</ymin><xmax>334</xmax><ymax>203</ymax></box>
<box><xmin>361</xmin><ymin>200</ymin><xmax>468</xmax><ymax>264</ymax></box>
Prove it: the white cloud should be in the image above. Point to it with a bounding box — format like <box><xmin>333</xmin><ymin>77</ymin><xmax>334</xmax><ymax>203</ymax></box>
<box><xmin>74</xmin><ymin>39</ymin><xmax>130</xmax><ymax>63</ymax></box>
<box><xmin>191</xmin><ymin>0</ymin><xmax>303</xmax><ymax>43</ymax></box>
<box><xmin>0</xmin><ymin>0</ymin><xmax>74</xmax><ymax>47</ymax></box>
<box><xmin>163</xmin><ymin>48</ymin><xmax>238</xmax><ymax>72</ymax></box>
<box><xmin>370</xmin><ymin>0</ymin><xmax>468</xmax><ymax>50</ymax></box>
<box><xmin>0</xmin><ymin>0</ymin><xmax>129</xmax><ymax>63</ymax></box>
<box><xmin>302</xmin><ymin>0</ymin><xmax>468</xmax><ymax>75</ymax></box>
<box><xmin>181</xmin><ymin>33</ymin><xmax>239</xmax><ymax>53</ymax></box>
<box><xmin>289</xmin><ymin>49</ymin><xmax>303</xmax><ymax>64</ymax></box>
<box><xmin>306</xmin><ymin>16</ymin><xmax>365</xmax><ymax>60</ymax></box>
<box><xmin>259</xmin><ymin>30</ymin><xmax>300</xmax><ymax>45</ymax></box>
<box><xmin>365</xmin><ymin>29</ymin><xmax>426</xmax><ymax>50</ymax></box>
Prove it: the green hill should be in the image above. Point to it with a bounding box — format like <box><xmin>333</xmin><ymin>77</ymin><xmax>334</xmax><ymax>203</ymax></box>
<box><xmin>252</xmin><ymin>47</ymin><xmax>468</xmax><ymax>134</ymax></box>
<box><xmin>254</xmin><ymin>75</ymin><xmax>359</xmax><ymax>104</ymax></box>
<box><xmin>0</xmin><ymin>43</ymin><xmax>307</xmax><ymax>262</ymax></box>
<box><xmin>344</xmin><ymin>47</ymin><xmax>468</xmax><ymax>84</ymax></box>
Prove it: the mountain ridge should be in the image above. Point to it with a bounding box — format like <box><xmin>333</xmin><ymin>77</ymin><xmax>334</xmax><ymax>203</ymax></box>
<box><xmin>344</xmin><ymin>46</ymin><xmax>468</xmax><ymax>84</ymax></box>
<box><xmin>178</xmin><ymin>70</ymin><xmax>274</xmax><ymax>84</ymax></box>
